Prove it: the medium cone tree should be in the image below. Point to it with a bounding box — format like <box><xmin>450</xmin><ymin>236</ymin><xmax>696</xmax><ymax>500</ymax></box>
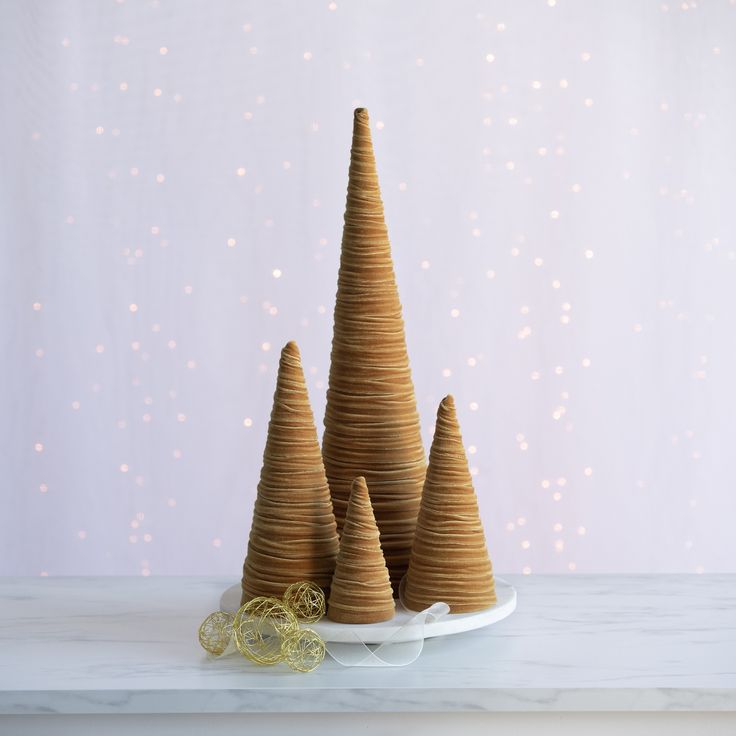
<box><xmin>240</xmin><ymin>341</ymin><xmax>340</xmax><ymax>604</ymax></box>
<box><xmin>402</xmin><ymin>395</ymin><xmax>496</xmax><ymax>613</ymax></box>
<box><xmin>327</xmin><ymin>476</ymin><xmax>396</xmax><ymax>624</ymax></box>
<box><xmin>322</xmin><ymin>107</ymin><xmax>426</xmax><ymax>591</ymax></box>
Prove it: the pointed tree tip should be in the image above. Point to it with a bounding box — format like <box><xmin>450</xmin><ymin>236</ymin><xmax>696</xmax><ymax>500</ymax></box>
<box><xmin>350</xmin><ymin>476</ymin><xmax>371</xmax><ymax>504</ymax></box>
<box><xmin>440</xmin><ymin>394</ymin><xmax>456</xmax><ymax>411</ymax></box>
<box><xmin>282</xmin><ymin>340</ymin><xmax>301</xmax><ymax>359</ymax></box>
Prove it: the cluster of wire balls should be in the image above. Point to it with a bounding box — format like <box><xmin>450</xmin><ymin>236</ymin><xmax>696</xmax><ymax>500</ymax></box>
<box><xmin>198</xmin><ymin>581</ymin><xmax>327</xmax><ymax>672</ymax></box>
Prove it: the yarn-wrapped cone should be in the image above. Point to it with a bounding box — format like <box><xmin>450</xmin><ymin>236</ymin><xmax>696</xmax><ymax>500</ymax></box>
<box><xmin>322</xmin><ymin>107</ymin><xmax>426</xmax><ymax>592</ymax></box>
<box><xmin>241</xmin><ymin>341</ymin><xmax>340</xmax><ymax>604</ymax></box>
<box><xmin>327</xmin><ymin>476</ymin><xmax>396</xmax><ymax>624</ymax></box>
<box><xmin>402</xmin><ymin>395</ymin><xmax>497</xmax><ymax>613</ymax></box>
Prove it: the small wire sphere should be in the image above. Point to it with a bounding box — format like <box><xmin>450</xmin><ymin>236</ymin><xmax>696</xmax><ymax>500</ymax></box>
<box><xmin>234</xmin><ymin>596</ymin><xmax>299</xmax><ymax>665</ymax></box>
<box><xmin>281</xmin><ymin>628</ymin><xmax>326</xmax><ymax>672</ymax></box>
<box><xmin>283</xmin><ymin>581</ymin><xmax>326</xmax><ymax>624</ymax></box>
<box><xmin>198</xmin><ymin>611</ymin><xmax>235</xmax><ymax>656</ymax></box>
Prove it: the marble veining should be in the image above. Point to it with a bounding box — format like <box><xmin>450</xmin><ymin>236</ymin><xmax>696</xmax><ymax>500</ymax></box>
<box><xmin>0</xmin><ymin>575</ymin><xmax>734</xmax><ymax>714</ymax></box>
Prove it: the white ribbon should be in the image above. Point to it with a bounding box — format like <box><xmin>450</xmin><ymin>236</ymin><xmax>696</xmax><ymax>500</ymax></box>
<box><xmin>324</xmin><ymin>601</ymin><xmax>450</xmax><ymax>667</ymax></box>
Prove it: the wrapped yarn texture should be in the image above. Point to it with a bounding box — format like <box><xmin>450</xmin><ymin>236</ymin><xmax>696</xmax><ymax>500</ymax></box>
<box><xmin>241</xmin><ymin>341</ymin><xmax>340</xmax><ymax>604</ymax></box>
<box><xmin>327</xmin><ymin>476</ymin><xmax>396</xmax><ymax>624</ymax></box>
<box><xmin>402</xmin><ymin>395</ymin><xmax>496</xmax><ymax>613</ymax></box>
<box><xmin>323</xmin><ymin>108</ymin><xmax>426</xmax><ymax>591</ymax></box>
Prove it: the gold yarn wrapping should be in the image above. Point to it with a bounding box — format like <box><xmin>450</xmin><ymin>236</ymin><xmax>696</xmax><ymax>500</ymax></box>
<box><xmin>198</xmin><ymin>582</ymin><xmax>327</xmax><ymax>672</ymax></box>
<box><xmin>326</xmin><ymin>476</ymin><xmax>396</xmax><ymax>624</ymax></box>
<box><xmin>240</xmin><ymin>342</ymin><xmax>339</xmax><ymax>603</ymax></box>
<box><xmin>322</xmin><ymin>108</ymin><xmax>427</xmax><ymax>593</ymax></box>
<box><xmin>402</xmin><ymin>395</ymin><xmax>496</xmax><ymax>613</ymax></box>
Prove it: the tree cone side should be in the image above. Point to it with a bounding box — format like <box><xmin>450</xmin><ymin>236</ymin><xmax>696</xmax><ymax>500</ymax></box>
<box><xmin>327</xmin><ymin>476</ymin><xmax>396</xmax><ymax>624</ymax></box>
<box><xmin>323</xmin><ymin>108</ymin><xmax>426</xmax><ymax>592</ymax></box>
<box><xmin>402</xmin><ymin>395</ymin><xmax>496</xmax><ymax>613</ymax></box>
<box><xmin>241</xmin><ymin>341</ymin><xmax>340</xmax><ymax>604</ymax></box>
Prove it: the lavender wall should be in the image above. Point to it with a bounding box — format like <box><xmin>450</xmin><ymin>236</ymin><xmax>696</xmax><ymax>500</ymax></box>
<box><xmin>3</xmin><ymin>0</ymin><xmax>735</xmax><ymax>577</ymax></box>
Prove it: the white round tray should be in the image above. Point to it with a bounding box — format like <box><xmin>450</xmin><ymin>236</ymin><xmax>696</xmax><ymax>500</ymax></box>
<box><xmin>219</xmin><ymin>577</ymin><xmax>516</xmax><ymax>644</ymax></box>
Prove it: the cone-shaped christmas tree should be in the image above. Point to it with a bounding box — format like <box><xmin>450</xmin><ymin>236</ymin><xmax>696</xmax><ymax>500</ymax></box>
<box><xmin>327</xmin><ymin>476</ymin><xmax>396</xmax><ymax>624</ymax></box>
<box><xmin>240</xmin><ymin>341</ymin><xmax>340</xmax><ymax>604</ymax></box>
<box><xmin>402</xmin><ymin>395</ymin><xmax>496</xmax><ymax>613</ymax></box>
<box><xmin>322</xmin><ymin>107</ymin><xmax>426</xmax><ymax>591</ymax></box>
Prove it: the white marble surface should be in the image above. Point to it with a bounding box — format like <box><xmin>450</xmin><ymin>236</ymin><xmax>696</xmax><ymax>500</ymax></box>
<box><xmin>0</xmin><ymin>575</ymin><xmax>734</xmax><ymax>715</ymax></box>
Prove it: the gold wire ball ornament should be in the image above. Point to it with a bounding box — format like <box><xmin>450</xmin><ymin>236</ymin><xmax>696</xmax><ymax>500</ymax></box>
<box><xmin>197</xmin><ymin>583</ymin><xmax>328</xmax><ymax>671</ymax></box>
<box><xmin>233</xmin><ymin>596</ymin><xmax>299</xmax><ymax>665</ymax></box>
<box><xmin>283</xmin><ymin>581</ymin><xmax>326</xmax><ymax>624</ymax></box>
<box><xmin>281</xmin><ymin>628</ymin><xmax>326</xmax><ymax>673</ymax></box>
<box><xmin>198</xmin><ymin>611</ymin><xmax>235</xmax><ymax>656</ymax></box>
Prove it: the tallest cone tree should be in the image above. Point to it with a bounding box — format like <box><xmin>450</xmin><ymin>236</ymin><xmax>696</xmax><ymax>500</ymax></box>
<box><xmin>322</xmin><ymin>108</ymin><xmax>426</xmax><ymax>591</ymax></box>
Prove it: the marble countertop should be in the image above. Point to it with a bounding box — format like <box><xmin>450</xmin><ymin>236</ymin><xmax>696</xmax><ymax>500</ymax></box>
<box><xmin>1</xmin><ymin>575</ymin><xmax>734</xmax><ymax>714</ymax></box>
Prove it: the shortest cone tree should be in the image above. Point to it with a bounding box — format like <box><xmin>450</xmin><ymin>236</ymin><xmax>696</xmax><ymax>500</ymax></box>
<box><xmin>327</xmin><ymin>476</ymin><xmax>396</xmax><ymax>624</ymax></box>
<box><xmin>402</xmin><ymin>395</ymin><xmax>496</xmax><ymax>613</ymax></box>
<box><xmin>240</xmin><ymin>341</ymin><xmax>340</xmax><ymax>604</ymax></box>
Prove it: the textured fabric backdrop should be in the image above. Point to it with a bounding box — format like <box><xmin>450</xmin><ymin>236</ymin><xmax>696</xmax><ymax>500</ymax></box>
<box><xmin>2</xmin><ymin>0</ymin><xmax>735</xmax><ymax>576</ymax></box>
